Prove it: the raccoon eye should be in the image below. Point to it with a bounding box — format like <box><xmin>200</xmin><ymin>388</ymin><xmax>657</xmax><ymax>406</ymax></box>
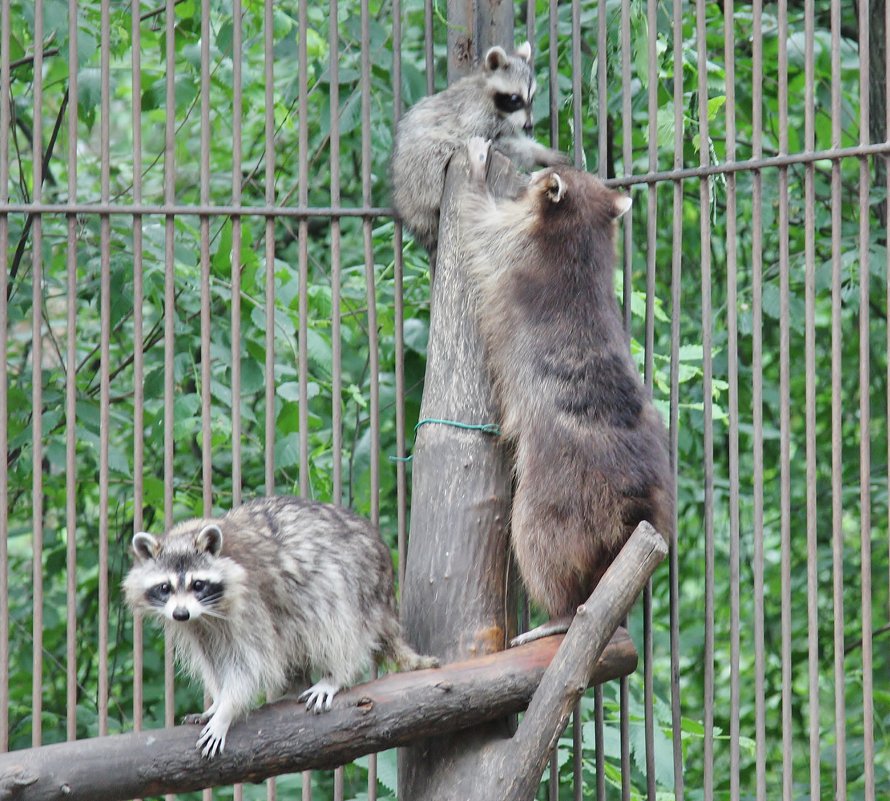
<box><xmin>192</xmin><ymin>579</ymin><xmax>206</xmax><ymax>592</ymax></box>
<box><xmin>494</xmin><ymin>93</ymin><xmax>525</xmax><ymax>114</ymax></box>
<box><xmin>158</xmin><ymin>582</ymin><xmax>171</xmax><ymax>596</ymax></box>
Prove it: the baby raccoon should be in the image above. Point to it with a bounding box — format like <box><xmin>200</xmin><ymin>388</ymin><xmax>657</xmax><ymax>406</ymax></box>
<box><xmin>461</xmin><ymin>138</ymin><xmax>674</xmax><ymax>639</ymax></box>
<box><xmin>123</xmin><ymin>495</ymin><xmax>437</xmax><ymax>758</ymax></box>
<box><xmin>391</xmin><ymin>41</ymin><xmax>567</xmax><ymax>253</ymax></box>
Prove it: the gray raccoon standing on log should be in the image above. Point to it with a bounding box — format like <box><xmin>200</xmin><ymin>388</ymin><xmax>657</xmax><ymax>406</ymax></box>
<box><xmin>461</xmin><ymin>138</ymin><xmax>674</xmax><ymax>641</ymax></box>
<box><xmin>391</xmin><ymin>41</ymin><xmax>568</xmax><ymax>253</ymax></box>
<box><xmin>123</xmin><ymin>495</ymin><xmax>438</xmax><ymax>758</ymax></box>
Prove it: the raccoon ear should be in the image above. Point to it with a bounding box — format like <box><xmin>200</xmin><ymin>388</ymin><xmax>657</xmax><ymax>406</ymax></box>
<box><xmin>515</xmin><ymin>41</ymin><xmax>532</xmax><ymax>63</ymax></box>
<box><xmin>611</xmin><ymin>194</ymin><xmax>632</xmax><ymax>219</ymax></box>
<box><xmin>132</xmin><ymin>532</ymin><xmax>160</xmax><ymax>562</ymax></box>
<box><xmin>544</xmin><ymin>172</ymin><xmax>566</xmax><ymax>203</ymax></box>
<box><xmin>196</xmin><ymin>524</ymin><xmax>224</xmax><ymax>556</ymax></box>
<box><xmin>484</xmin><ymin>46</ymin><xmax>508</xmax><ymax>72</ymax></box>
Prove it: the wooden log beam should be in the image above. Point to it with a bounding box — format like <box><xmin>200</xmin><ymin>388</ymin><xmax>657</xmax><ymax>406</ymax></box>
<box><xmin>0</xmin><ymin>630</ymin><xmax>636</xmax><ymax>801</ymax></box>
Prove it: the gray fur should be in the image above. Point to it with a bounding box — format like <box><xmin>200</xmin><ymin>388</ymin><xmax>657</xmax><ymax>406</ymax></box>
<box><xmin>460</xmin><ymin>138</ymin><xmax>674</xmax><ymax>621</ymax></box>
<box><xmin>391</xmin><ymin>42</ymin><xmax>568</xmax><ymax>253</ymax></box>
<box><xmin>123</xmin><ymin>495</ymin><xmax>437</xmax><ymax>757</ymax></box>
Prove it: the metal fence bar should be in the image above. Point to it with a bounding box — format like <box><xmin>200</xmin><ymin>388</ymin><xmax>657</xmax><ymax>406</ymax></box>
<box><xmin>424</xmin><ymin>0</ymin><xmax>434</xmax><ymax>96</ymax></box>
<box><xmin>361</xmin><ymin>0</ymin><xmax>379</xmax><ymax>795</ymax></box>
<box><xmin>723</xmin><ymin>4</ymin><xmax>740</xmax><ymax>801</ymax></box>
<box><xmin>30</xmin><ymin>0</ymin><xmax>45</xmax><ymax>750</ymax></box>
<box><xmin>643</xmin><ymin>0</ymin><xmax>658</xmax><ymax>796</ymax></box>
<box><xmin>231</xmin><ymin>0</ymin><xmax>244</xmax><ymax>513</ymax></box>
<box><xmin>263</xmin><ymin>0</ymin><xmax>275</xmax><ymax>509</ymax></box>
<box><xmin>695</xmin><ymin>3</ymin><xmax>715</xmax><ymax>800</ymax></box>
<box><xmin>298</xmin><ymin>0</ymin><xmax>310</xmax><ymax>501</ymax></box>
<box><xmin>393</xmin><ymin>0</ymin><xmax>407</xmax><ymax>596</ymax></box>
<box><xmin>669</xmin><ymin>0</ymin><xmax>685</xmax><ymax>798</ymax></box>
<box><xmin>830</xmin><ymin>5</ymin><xmax>847</xmax><ymax>799</ymax></box>
<box><xmin>65</xmin><ymin>0</ymin><xmax>80</xmax><ymax>747</ymax></box>
<box><xmin>98</xmin><ymin>0</ymin><xmax>113</xmax><ymax>740</ymax></box>
<box><xmin>330</xmin><ymin>0</ymin><xmax>343</xmax><ymax>509</ymax></box>
<box><xmin>777</xmin><ymin>2</ymin><xmax>793</xmax><ymax>797</ymax></box>
<box><xmin>570</xmin><ymin>0</ymin><xmax>581</xmax><ymax>167</ymax></box>
<box><xmin>548</xmin><ymin>1</ymin><xmax>557</xmax><ymax>150</ymax></box>
<box><xmin>162</xmin><ymin>0</ymin><xmax>177</xmax><ymax>761</ymax></box>
<box><xmin>750</xmin><ymin>3</ymin><xmax>767</xmax><ymax>800</ymax></box>
<box><xmin>802</xmin><ymin>3</ymin><xmax>820</xmax><ymax>801</ymax></box>
<box><xmin>0</xmin><ymin>0</ymin><xmax>8</xmax><ymax>756</ymax></box>
<box><xmin>130</xmin><ymin>0</ymin><xmax>145</xmax><ymax>747</ymax></box>
<box><xmin>857</xmin><ymin>1</ymin><xmax>876</xmax><ymax>796</ymax></box>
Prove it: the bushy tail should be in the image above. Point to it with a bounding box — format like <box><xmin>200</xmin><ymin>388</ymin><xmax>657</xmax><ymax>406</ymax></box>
<box><xmin>382</xmin><ymin>623</ymin><xmax>439</xmax><ymax>671</ymax></box>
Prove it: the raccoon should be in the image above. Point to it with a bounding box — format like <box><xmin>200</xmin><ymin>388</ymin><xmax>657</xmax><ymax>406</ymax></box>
<box><xmin>123</xmin><ymin>495</ymin><xmax>438</xmax><ymax>758</ymax></box>
<box><xmin>461</xmin><ymin>138</ymin><xmax>674</xmax><ymax>640</ymax></box>
<box><xmin>391</xmin><ymin>41</ymin><xmax>568</xmax><ymax>253</ymax></box>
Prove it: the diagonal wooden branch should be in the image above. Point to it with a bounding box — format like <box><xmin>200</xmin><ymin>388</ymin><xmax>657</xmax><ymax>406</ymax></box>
<box><xmin>477</xmin><ymin>521</ymin><xmax>669</xmax><ymax>801</ymax></box>
<box><xmin>0</xmin><ymin>631</ymin><xmax>636</xmax><ymax>801</ymax></box>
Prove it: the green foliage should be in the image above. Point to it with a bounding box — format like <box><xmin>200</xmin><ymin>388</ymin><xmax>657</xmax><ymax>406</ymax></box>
<box><xmin>4</xmin><ymin>0</ymin><xmax>889</xmax><ymax>799</ymax></box>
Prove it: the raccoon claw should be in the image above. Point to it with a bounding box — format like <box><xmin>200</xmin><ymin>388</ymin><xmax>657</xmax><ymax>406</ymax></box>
<box><xmin>196</xmin><ymin>718</ymin><xmax>229</xmax><ymax>759</ymax></box>
<box><xmin>299</xmin><ymin>680</ymin><xmax>341</xmax><ymax>714</ymax></box>
<box><xmin>182</xmin><ymin>712</ymin><xmax>210</xmax><ymax>726</ymax></box>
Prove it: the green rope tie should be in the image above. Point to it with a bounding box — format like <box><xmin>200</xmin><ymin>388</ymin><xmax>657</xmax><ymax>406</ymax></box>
<box><xmin>389</xmin><ymin>417</ymin><xmax>501</xmax><ymax>463</ymax></box>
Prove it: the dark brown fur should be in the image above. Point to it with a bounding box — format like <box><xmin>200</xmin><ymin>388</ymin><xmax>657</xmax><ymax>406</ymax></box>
<box><xmin>461</xmin><ymin>139</ymin><xmax>674</xmax><ymax>618</ymax></box>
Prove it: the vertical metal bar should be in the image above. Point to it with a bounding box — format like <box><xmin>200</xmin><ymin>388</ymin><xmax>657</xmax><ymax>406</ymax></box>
<box><xmin>424</xmin><ymin>0</ymin><xmax>434</xmax><ymax>96</ymax></box>
<box><xmin>200</xmin><ymin>0</ymin><xmax>212</xmax><ymax>517</ymax></box>
<box><xmin>570</xmin><ymin>0</ymin><xmax>581</xmax><ymax>167</ymax></box>
<box><xmin>643</xmin><ymin>0</ymin><xmax>659</xmax><ymax>797</ymax></box>
<box><xmin>619</xmin><ymin>2</ymin><xmax>634</xmax><ymax>796</ymax></box>
<box><xmin>298</xmin><ymin>0</ymin><xmax>310</xmax><ymax>500</ymax></box>
<box><xmin>31</xmin><ymin>0</ymin><xmax>45</xmax><ymax>750</ymax></box>
<box><xmin>596</xmin><ymin>0</ymin><xmax>607</xmax><ymax>178</ymax></box>
<box><xmin>0</xmin><ymin>0</ymin><xmax>9</xmax><ymax>753</ymax></box>
<box><xmin>695</xmin><ymin>1</ymin><xmax>714</xmax><ymax>798</ymax></box>
<box><xmin>595</xmin><ymin>3</ymin><xmax>609</xmax><ymax>794</ymax></box>
<box><xmin>131</xmin><ymin>0</ymin><xmax>145</xmax><ymax>741</ymax></box>
<box><xmin>264</xmin><ymin>0</ymin><xmax>275</xmax><ymax>507</ymax></box>
<box><xmin>361</xmin><ymin>0</ymin><xmax>379</xmax><ymax>794</ymax></box>
<box><xmin>857</xmin><ymin>1</ymin><xmax>875</xmax><ymax>796</ymax></box>
<box><xmin>569</xmin><ymin>0</ymin><xmax>583</xmax><ymax>786</ymax></box>
<box><xmin>231</xmin><ymin>0</ymin><xmax>244</xmax><ymax>511</ymax></box>
<box><xmin>97</xmin><ymin>0</ymin><xmax>112</xmax><ymax>740</ymax></box>
<box><xmin>393</xmin><ymin>0</ymin><xmax>407</xmax><ymax>592</ymax></box>
<box><xmin>526</xmin><ymin>0</ymin><xmax>535</xmax><ymax>51</ymax></box>
<box><xmin>231</xmin><ymin>3</ymin><xmax>244</xmax><ymax>797</ymax></box>
<box><xmin>162</xmin><ymin>0</ymin><xmax>177</xmax><ymax>744</ymax></box>
<box><xmin>802</xmin><ymin>3</ymin><xmax>819</xmax><ymax>801</ymax></box>
<box><xmin>548</xmin><ymin>0</ymin><xmax>558</xmax><ymax>150</ymax></box>
<box><xmin>829</xmin><ymin>3</ymin><xmax>846</xmax><ymax>798</ymax></box>
<box><xmin>298</xmin><ymin>0</ymin><xmax>311</xmax><ymax>781</ymax></box>
<box><xmin>199</xmin><ymin>3</ymin><xmax>213</xmax><ymax>796</ymax></box>
<box><xmin>750</xmin><ymin>2</ymin><xmax>767</xmax><ymax>799</ymax></box>
<box><xmin>330</xmin><ymin>0</ymin><xmax>342</xmax><ymax>508</ymax></box>
<box><xmin>777</xmin><ymin>3</ymin><xmax>793</xmax><ymax>798</ymax></box>
<box><xmin>723</xmin><ymin>3</ymin><xmax>741</xmax><ymax>801</ymax></box>
<box><xmin>669</xmin><ymin>0</ymin><xmax>685</xmax><ymax>796</ymax></box>
<box><xmin>65</xmin><ymin>0</ymin><xmax>80</xmax><ymax>745</ymax></box>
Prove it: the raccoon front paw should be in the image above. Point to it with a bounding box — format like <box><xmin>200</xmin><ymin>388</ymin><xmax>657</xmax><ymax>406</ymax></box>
<box><xmin>299</xmin><ymin>679</ymin><xmax>341</xmax><ymax>714</ymax></box>
<box><xmin>182</xmin><ymin>712</ymin><xmax>210</xmax><ymax>726</ymax></box>
<box><xmin>196</xmin><ymin>715</ymin><xmax>230</xmax><ymax>759</ymax></box>
<box><xmin>466</xmin><ymin>137</ymin><xmax>491</xmax><ymax>181</ymax></box>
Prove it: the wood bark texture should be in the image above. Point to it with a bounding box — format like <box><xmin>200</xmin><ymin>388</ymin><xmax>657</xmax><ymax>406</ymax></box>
<box><xmin>0</xmin><ymin>631</ymin><xmax>636</xmax><ymax>801</ymax></box>
<box><xmin>397</xmin><ymin>148</ymin><xmax>524</xmax><ymax>800</ymax></box>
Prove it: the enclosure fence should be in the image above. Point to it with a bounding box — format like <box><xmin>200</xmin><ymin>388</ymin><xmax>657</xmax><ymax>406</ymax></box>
<box><xmin>0</xmin><ymin>0</ymin><xmax>888</xmax><ymax>799</ymax></box>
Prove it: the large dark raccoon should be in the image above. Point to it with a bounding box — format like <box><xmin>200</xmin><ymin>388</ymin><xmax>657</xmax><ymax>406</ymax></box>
<box><xmin>461</xmin><ymin>137</ymin><xmax>674</xmax><ymax>635</ymax></box>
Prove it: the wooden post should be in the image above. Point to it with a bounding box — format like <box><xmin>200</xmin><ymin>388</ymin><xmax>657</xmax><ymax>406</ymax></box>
<box><xmin>397</xmin><ymin>145</ymin><xmax>524</xmax><ymax>800</ymax></box>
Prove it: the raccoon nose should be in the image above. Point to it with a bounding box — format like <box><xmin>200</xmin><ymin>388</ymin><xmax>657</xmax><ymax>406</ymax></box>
<box><xmin>172</xmin><ymin>606</ymin><xmax>190</xmax><ymax>621</ymax></box>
